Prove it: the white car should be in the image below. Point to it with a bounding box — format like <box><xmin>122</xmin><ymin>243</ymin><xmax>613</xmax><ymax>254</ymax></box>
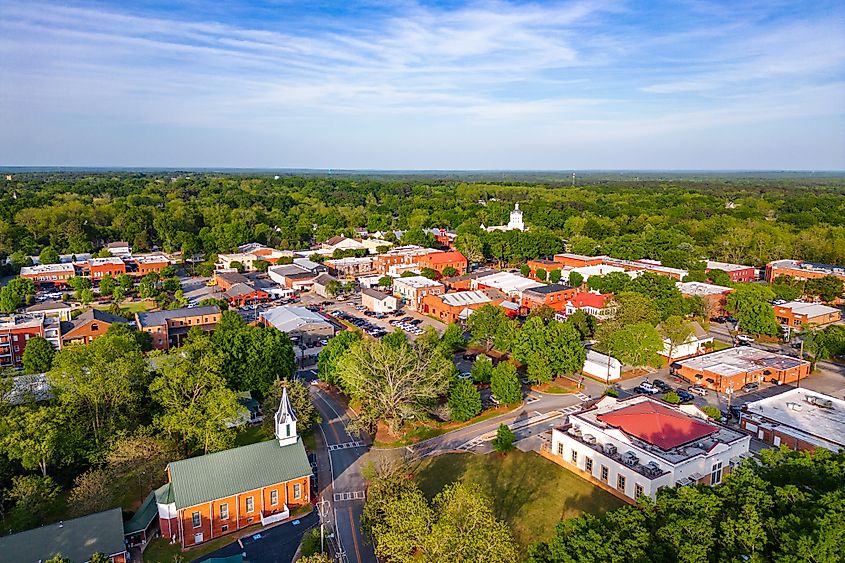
<box><xmin>736</xmin><ymin>334</ymin><xmax>755</xmax><ymax>344</ymax></box>
<box><xmin>458</xmin><ymin>372</ymin><xmax>473</xmax><ymax>380</ymax></box>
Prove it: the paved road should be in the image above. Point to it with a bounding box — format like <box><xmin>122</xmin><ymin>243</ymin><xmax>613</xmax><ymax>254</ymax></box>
<box><xmin>310</xmin><ymin>386</ymin><xmax>378</xmax><ymax>563</ymax></box>
<box><xmin>195</xmin><ymin>511</ymin><xmax>318</xmax><ymax>563</ymax></box>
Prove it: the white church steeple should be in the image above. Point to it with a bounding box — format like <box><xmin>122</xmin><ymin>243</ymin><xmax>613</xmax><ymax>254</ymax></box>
<box><xmin>274</xmin><ymin>387</ymin><xmax>298</xmax><ymax>447</ymax></box>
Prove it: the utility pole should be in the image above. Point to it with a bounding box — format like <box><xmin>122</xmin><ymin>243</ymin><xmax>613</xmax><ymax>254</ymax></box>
<box><xmin>317</xmin><ymin>495</ymin><xmax>331</xmax><ymax>554</ymax></box>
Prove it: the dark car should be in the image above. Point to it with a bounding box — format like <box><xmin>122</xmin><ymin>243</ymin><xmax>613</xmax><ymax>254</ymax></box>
<box><xmin>742</xmin><ymin>382</ymin><xmax>759</xmax><ymax>392</ymax></box>
<box><xmin>728</xmin><ymin>405</ymin><xmax>742</xmax><ymax>419</ymax></box>
<box><xmin>674</xmin><ymin>388</ymin><xmax>694</xmax><ymax>403</ymax></box>
<box><xmin>462</xmin><ymin>352</ymin><xmax>477</xmax><ymax>360</ymax></box>
<box><xmin>652</xmin><ymin>379</ymin><xmax>672</xmax><ymax>393</ymax></box>
<box><xmin>725</xmin><ymin>316</ymin><xmax>738</xmax><ymax>323</ymax></box>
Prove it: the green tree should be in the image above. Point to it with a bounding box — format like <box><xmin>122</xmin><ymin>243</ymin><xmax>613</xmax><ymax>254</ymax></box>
<box><xmin>262</xmin><ymin>378</ymin><xmax>320</xmax><ymax>434</ymax></box>
<box><xmin>804</xmin><ymin>275</ymin><xmax>844</xmax><ymax>303</ymax></box>
<box><xmin>520</xmin><ymin>264</ymin><xmax>531</xmax><ymax>277</ymax></box>
<box><xmin>0</xmin><ymin>285</ymin><xmax>22</xmax><ymax>312</ymax></box>
<box><xmin>492</xmin><ymin>423</ymin><xmax>516</xmax><ymax>453</ymax></box>
<box><xmin>466</xmin><ymin>304</ymin><xmax>508</xmax><ymax>350</ymax></box>
<box><xmin>254</xmin><ymin>259</ymin><xmax>270</xmax><ymax>272</ymax></box>
<box><xmin>567</xmin><ymin>271</ymin><xmax>584</xmax><ymax>288</ymax></box>
<box><xmin>701</xmin><ymin>405</ymin><xmax>722</xmax><ymax>420</ymax></box>
<box><xmin>48</xmin><ymin>330</ymin><xmax>147</xmax><ymax>445</ymax></box>
<box><xmin>137</xmin><ymin>272</ymin><xmax>159</xmax><ymax>298</ymax></box>
<box><xmin>150</xmin><ymin>332</ymin><xmax>241</xmax><ymax>454</ymax></box>
<box><xmin>604</xmin><ymin>322</ymin><xmax>664</xmax><ymax>367</ymax></box>
<box><xmin>78</xmin><ymin>287</ymin><xmax>95</xmax><ymax>304</ymax></box>
<box><xmin>22</xmin><ymin>335</ymin><xmax>55</xmax><ymax>374</ymax></box>
<box><xmin>441</xmin><ymin>265</ymin><xmax>457</xmax><ymax>277</ymax></box>
<box><xmin>6</xmin><ymin>475</ymin><xmax>61</xmax><ymax>530</ymax></box>
<box><xmin>726</xmin><ymin>285</ymin><xmax>780</xmax><ymax>336</ymax></box>
<box><xmin>99</xmin><ymin>274</ymin><xmax>116</xmax><ymax>296</ymax></box>
<box><xmin>337</xmin><ymin>338</ymin><xmax>452</xmax><ymax>434</ymax></box>
<box><xmin>325</xmin><ymin>279</ymin><xmax>343</xmax><ymax>297</ymax></box>
<box><xmin>706</xmin><ymin>269</ymin><xmax>732</xmax><ymax>287</ymax></box>
<box><xmin>548</xmin><ymin>269</ymin><xmax>562</xmax><ymax>284</ymax></box>
<box><xmin>448</xmin><ymin>378</ymin><xmax>482</xmax><ymax>422</ymax></box>
<box><xmin>318</xmin><ymin>330</ymin><xmax>363</xmax><ymax>387</ymax></box>
<box><xmin>567</xmin><ymin>310</ymin><xmax>597</xmax><ymax>339</ymax></box>
<box><xmin>0</xmin><ymin>405</ymin><xmax>65</xmax><ymax>476</ymax></box>
<box><xmin>658</xmin><ymin>316</ymin><xmax>695</xmax><ymax>360</ymax></box>
<box><xmin>230</xmin><ymin>260</ymin><xmax>245</xmax><ymax>273</ymax></box>
<box><xmin>378</xmin><ymin>275</ymin><xmax>393</xmax><ymax>288</ymax></box>
<box><xmin>67</xmin><ymin>275</ymin><xmax>92</xmax><ymax>293</ymax></box>
<box><xmin>89</xmin><ymin>553</ymin><xmax>109</xmax><ymax>563</ymax></box>
<box><xmin>420</xmin><ymin>267</ymin><xmax>440</xmax><ymax>280</ymax></box>
<box><xmin>663</xmin><ymin>391</ymin><xmax>681</xmax><ymax>404</ymax></box>
<box><xmin>439</xmin><ymin>323</ymin><xmax>465</xmax><ymax>355</ymax></box>
<box><xmin>614</xmin><ymin>291</ymin><xmax>661</xmax><ymax>326</ymax></box>
<box><xmin>512</xmin><ymin>317</ymin><xmax>586</xmax><ymax>384</ymax></box>
<box><xmin>491</xmin><ymin>361</ymin><xmax>521</xmax><ymax>404</ymax></box>
<box><xmin>38</xmin><ymin>246</ymin><xmax>60</xmax><ymax>264</ymax></box>
<box><xmin>117</xmin><ymin>272</ymin><xmax>134</xmax><ymax>292</ymax></box>
<box><xmin>470</xmin><ymin>354</ymin><xmax>494</xmax><ymax>383</ymax></box>
<box><xmin>536</xmin><ymin>268</ymin><xmax>547</xmax><ymax>281</ymax></box>
<box><xmin>456</xmin><ymin>233</ymin><xmax>484</xmax><ymax>264</ymax></box>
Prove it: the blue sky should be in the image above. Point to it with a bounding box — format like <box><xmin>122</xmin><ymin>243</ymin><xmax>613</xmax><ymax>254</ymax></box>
<box><xmin>1</xmin><ymin>0</ymin><xmax>844</xmax><ymax>169</ymax></box>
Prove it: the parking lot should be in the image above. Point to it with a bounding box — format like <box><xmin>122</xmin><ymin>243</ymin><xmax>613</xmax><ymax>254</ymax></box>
<box><xmin>320</xmin><ymin>294</ymin><xmax>445</xmax><ymax>340</ymax></box>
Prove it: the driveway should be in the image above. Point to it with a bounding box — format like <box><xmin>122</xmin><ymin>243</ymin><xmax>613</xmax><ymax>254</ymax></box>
<box><xmin>194</xmin><ymin>510</ymin><xmax>318</xmax><ymax>563</ymax></box>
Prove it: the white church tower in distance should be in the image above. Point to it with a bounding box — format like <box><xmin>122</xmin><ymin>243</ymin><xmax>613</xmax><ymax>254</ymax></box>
<box><xmin>275</xmin><ymin>387</ymin><xmax>298</xmax><ymax>447</ymax></box>
<box><xmin>507</xmin><ymin>202</ymin><xmax>525</xmax><ymax>231</ymax></box>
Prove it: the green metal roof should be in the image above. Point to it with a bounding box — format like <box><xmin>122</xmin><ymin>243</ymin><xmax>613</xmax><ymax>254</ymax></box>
<box><xmin>154</xmin><ymin>482</ymin><xmax>175</xmax><ymax>504</ymax></box>
<box><xmin>123</xmin><ymin>490</ymin><xmax>158</xmax><ymax>535</ymax></box>
<box><xmin>0</xmin><ymin>507</ymin><xmax>126</xmax><ymax>563</ymax></box>
<box><xmin>167</xmin><ymin>437</ymin><xmax>311</xmax><ymax>509</ymax></box>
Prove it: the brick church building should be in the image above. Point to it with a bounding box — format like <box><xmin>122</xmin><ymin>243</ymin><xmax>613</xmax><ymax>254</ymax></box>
<box><xmin>155</xmin><ymin>388</ymin><xmax>312</xmax><ymax>548</ymax></box>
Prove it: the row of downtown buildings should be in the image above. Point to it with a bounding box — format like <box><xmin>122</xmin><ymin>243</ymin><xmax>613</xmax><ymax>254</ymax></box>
<box><xmin>547</xmin><ymin>385</ymin><xmax>845</xmax><ymax>504</ymax></box>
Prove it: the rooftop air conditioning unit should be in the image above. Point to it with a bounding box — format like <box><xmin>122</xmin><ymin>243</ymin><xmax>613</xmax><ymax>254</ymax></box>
<box><xmin>788</xmin><ymin>402</ymin><xmax>803</xmax><ymax>411</ymax></box>
<box><xmin>603</xmin><ymin>443</ymin><xmax>617</xmax><ymax>455</ymax></box>
<box><xmin>583</xmin><ymin>434</ymin><xmax>596</xmax><ymax>444</ymax></box>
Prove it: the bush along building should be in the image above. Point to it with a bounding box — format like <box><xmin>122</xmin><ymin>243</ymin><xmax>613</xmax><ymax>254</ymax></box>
<box><xmin>156</xmin><ymin>388</ymin><xmax>312</xmax><ymax>548</ymax></box>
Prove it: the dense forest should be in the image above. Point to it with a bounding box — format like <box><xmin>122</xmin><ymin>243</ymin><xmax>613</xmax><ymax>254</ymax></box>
<box><xmin>1</xmin><ymin>172</ymin><xmax>844</xmax><ymax>270</ymax></box>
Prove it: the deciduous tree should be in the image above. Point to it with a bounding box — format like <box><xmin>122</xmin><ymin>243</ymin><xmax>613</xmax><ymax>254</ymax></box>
<box><xmin>22</xmin><ymin>335</ymin><xmax>55</xmax><ymax>374</ymax></box>
<box><xmin>448</xmin><ymin>378</ymin><xmax>482</xmax><ymax>422</ymax></box>
<box><xmin>491</xmin><ymin>361</ymin><xmax>521</xmax><ymax>405</ymax></box>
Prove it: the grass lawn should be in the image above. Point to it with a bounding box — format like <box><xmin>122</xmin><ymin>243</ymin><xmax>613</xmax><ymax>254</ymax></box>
<box><xmin>234</xmin><ymin>424</ymin><xmax>272</xmax><ymax>447</ymax></box>
<box><xmin>413</xmin><ymin>450</ymin><xmax>624</xmax><ymax>550</ymax></box>
<box><xmin>711</xmin><ymin>340</ymin><xmax>733</xmax><ymax>351</ymax></box>
<box><xmin>373</xmin><ymin>408</ymin><xmax>511</xmax><ymax>448</ymax></box>
<box><xmin>94</xmin><ymin>299</ymin><xmax>156</xmax><ymax>314</ymax></box>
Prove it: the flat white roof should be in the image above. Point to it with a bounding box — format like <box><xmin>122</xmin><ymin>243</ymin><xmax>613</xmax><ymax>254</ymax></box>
<box><xmin>706</xmin><ymin>260</ymin><xmax>752</xmax><ymax>272</ymax></box>
<box><xmin>20</xmin><ymin>263</ymin><xmax>75</xmax><ymax>275</ymax></box>
<box><xmin>676</xmin><ymin>347</ymin><xmax>809</xmax><ymax>378</ymax></box>
<box><xmin>394</xmin><ymin>275</ymin><xmax>443</xmax><ymax>288</ymax></box>
<box><xmin>778</xmin><ymin>301</ymin><xmax>840</xmax><ymax>318</ymax></box>
<box><xmin>88</xmin><ymin>257</ymin><xmax>125</xmax><ymax>266</ymax></box>
<box><xmin>676</xmin><ymin>281</ymin><xmax>732</xmax><ymax>296</ymax></box>
<box><xmin>475</xmin><ymin>272</ymin><xmax>542</xmax><ymax>293</ymax></box>
<box><xmin>744</xmin><ymin>388</ymin><xmax>845</xmax><ymax>449</ymax></box>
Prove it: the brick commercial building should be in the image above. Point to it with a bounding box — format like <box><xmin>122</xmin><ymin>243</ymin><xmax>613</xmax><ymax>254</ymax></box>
<box><xmin>773</xmin><ymin>301</ymin><xmax>842</xmax><ymax>328</ymax></box>
<box><xmin>421</xmin><ymin>289</ymin><xmax>507</xmax><ymax>323</ymax></box>
<box><xmin>676</xmin><ymin>281</ymin><xmax>733</xmax><ymax>318</ymax></box>
<box><xmin>562</xmin><ymin>292</ymin><xmax>617</xmax><ymax>321</ymax></box>
<box><xmin>526</xmin><ymin>259</ymin><xmax>560</xmax><ymax>279</ymax></box>
<box><xmin>553</xmin><ymin>253</ymin><xmax>604</xmax><ymax>268</ymax></box>
<box><xmin>765</xmin><ymin>259</ymin><xmax>845</xmax><ymax>283</ymax></box>
<box><xmin>740</xmin><ymin>388</ymin><xmax>845</xmax><ymax>452</ymax></box>
<box><xmin>471</xmin><ymin>271</ymin><xmax>542</xmax><ymax>299</ymax></box>
<box><xmin>549</xmin><ymin>396</ymin><xmax>750</xmax><ymax>502</ymax></box>
<box><xmin>671</xmin><ymin>347</ymin><xmax>811</xmax><ymax>393</ymax></box>
<box><xmin>520</xmin><ymin>283</ymin><xmax>578</xmax><ymax>312</ymax></box>
<box><xmin>136</xmin><ymin>305</ymin><xmax>222</xmax><ymax>350</ymax></box>
<box><xmin>416</xmin><ymin>250</ymin><xmax>468</xmax><ymax>276</ymax></box>
<box><xmin>61</xmin><ymin>309</ymin><xmax>127</xmax><ymax>346</ymax></box>
<box><xmin>126</xmin><ymin>254</ymin><xmax>171</xmax><ymax>276</ymax></box>
<box><xmin>373</xmin><ymin>245</ymin><xmax>438</xmax><ymax>274</ymax></box>
<box><xmin>0</xmin><ymin>315</ymin><xmax>46</xmax><ymax>369</ymax></box>
<box><xmin>19</xmin><ymin>263</ymin><xmax>77</xmax><ymax>287</ymax></box>
<box><xmin>88</xmin><ymin>257</ymin><xmax>127</xmax><ymax>280</ymax></box>
<box><xmin>705</xmin><ymin>260</ymin><xmax>756</xmax><ymax>283</ymax></box>
<box><xmin>393</xmin><ymin>276</ymin><xmax>445</xmax><ymax>310</ymax></box>
<box><xmin>0</xmin><ymin>507</ymin><xmax>128</xmax><ymax>563</ymax></box>
<box><xmin>156</xmin><ymin>389</ymin><xmax>311</xmax><ymax>548</ymax></box>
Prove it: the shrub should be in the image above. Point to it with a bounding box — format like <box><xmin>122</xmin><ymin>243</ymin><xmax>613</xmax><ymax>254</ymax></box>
<box><xmin>492</xmin><ymin>424</ymin><xmax>516</xmax><ymax>453</ymax></box>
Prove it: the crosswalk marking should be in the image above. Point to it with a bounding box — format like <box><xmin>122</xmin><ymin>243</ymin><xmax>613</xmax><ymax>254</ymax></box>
<box><xmin>328</xmin><ymin>441</ymin><xmax>363</xmax><ymax>451</ymax></box>
<box><xmin>333</xmin><ymin>491</ymin><xmax>366</xmax><ymax>501</ymax></box>
<box><xmin>575</xmin><ymin>392</ymin><xmax>591</xmax><ymax>401</ymax></box>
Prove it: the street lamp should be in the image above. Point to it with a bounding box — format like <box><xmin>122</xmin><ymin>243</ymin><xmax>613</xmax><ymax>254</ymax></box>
<box><xmin>317</xmin><ymin>496</ymin><xmax>331</xmax><ymax>554</ymax></box>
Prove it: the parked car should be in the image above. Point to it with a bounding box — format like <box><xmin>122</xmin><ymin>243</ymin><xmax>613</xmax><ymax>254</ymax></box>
<box><xmin>652</xmin><ymin>379</ymin><xmax>672</xmax><ymax>393</ymax></box>
<box><xmin>675</xmin><ymin>388</ymin><xmax>694</xmax><ymax>402</ymax></box>
<box><xmin>736</xmin><ymin>334</ymin><xmax>755</xmax><ymax>344</ymax></box>
<box><xmin>725</xmin><ymin>316</ymin><xmax>738</xmax><ymax>323</ymax></box>
<box><xmin>637</xmin><ymin>382</ymin><xmax>661</xmax><ymax>395</ymax></box>
<box><xmin>458</xmin><ymin>372</ymin><xmax>473</xmax><ymax>380</ymax></box>
<box><xmin>688</xmin><ymin>385</ymin><xmax>708</xmax><ymax>397</ymax></box>
<box><xmin>742</xmin><ymin>382</ymin><xmax>759</xmax><ymax>392</ymax></box>
<box><xmin>712</xmin><ymin>316</ymin><xmax>726</xmax><ymax>323</ymax></box>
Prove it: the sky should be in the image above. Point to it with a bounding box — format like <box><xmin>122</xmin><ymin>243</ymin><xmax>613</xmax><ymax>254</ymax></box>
<box><xmin>1</xmin><ymin>0</ymin><xmax>844</xmax><ymax>169</ymax></box>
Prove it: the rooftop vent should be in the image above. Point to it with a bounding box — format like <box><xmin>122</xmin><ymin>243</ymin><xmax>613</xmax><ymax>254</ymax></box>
<box><xmin>806</xmin><ymin>396</ymin><xmax>834</xmax><ymax>409</ymax></box>
<box><xmin>787</xmin><ymin>402</ymin><xmax>803</xmax><ymax>412</ymax></box>
<box><xmin>583</xmin><ymin>434</ymin><xmax>596</xmax><ymax>444</ymax></box>
<box><xmin>603</xmin><ymin>443</ymin><xmax>617</xmax><ymax>455</ymax></box>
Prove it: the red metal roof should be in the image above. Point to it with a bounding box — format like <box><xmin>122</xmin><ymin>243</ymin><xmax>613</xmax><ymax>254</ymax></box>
<box><xmin>568</xmin><ymin>291</ymin><xmax>609</xmax><ymax>309</ymax></box>
<box><xmin>596</xmin><ymin>401</ymin><xmax>718</xmax><ymax>450</ymax></box>
<box><xmin>422</xmin><ymin>251</ymin><xmax>467</xmax><ymax>264</ymax></box>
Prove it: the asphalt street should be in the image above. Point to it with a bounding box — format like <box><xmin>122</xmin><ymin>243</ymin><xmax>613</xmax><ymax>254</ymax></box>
<box><xmin>310</xmin><ymin>386</ymin><xmax>378</xmax><ymax>563</ymax></box>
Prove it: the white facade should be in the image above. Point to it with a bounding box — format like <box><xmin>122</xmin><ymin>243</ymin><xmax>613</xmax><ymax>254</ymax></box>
<box><xmin>550</xmin><ymin>397</ymin><xmax>750</xmax><ymax>501</ymax></box>
<box><xmin>470</xmin><ymin>271</ymin><xmax>541</xmax><ymax>298</ymax></box>
<box><xmin>362</xmin><ymin>289</ymin><xmax>398</xmax><ymax>313</ymax></box>
<box><xmin>393</xmin><ymin>276</ymin><xmax>444</xmax><ymax>310</ymax></box>
<box><xmin>562</xmin><ymin>264</ymin><xmax>628</xmax><ymax>284</ymax></box>
<box><xmin>483</xmin><ymin>203</ymin><xmax>526</xmax><ymax>232</ymax></box>
<box><xmin>582</xmin><ymin>350</ymin><xmax>622</xmax><ymax>382</ymax></box>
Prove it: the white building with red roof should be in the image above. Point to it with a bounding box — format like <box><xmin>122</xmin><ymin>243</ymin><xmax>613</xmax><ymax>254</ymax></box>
<box><xmin>561</xmin><ymin>291</ymin><xmax>617</xmax><ymax>321</ymax></box>
<box><xmin>549</xmin><ymin>396</ymin><xmax>750</xmax><ymax>501</ymax></box>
